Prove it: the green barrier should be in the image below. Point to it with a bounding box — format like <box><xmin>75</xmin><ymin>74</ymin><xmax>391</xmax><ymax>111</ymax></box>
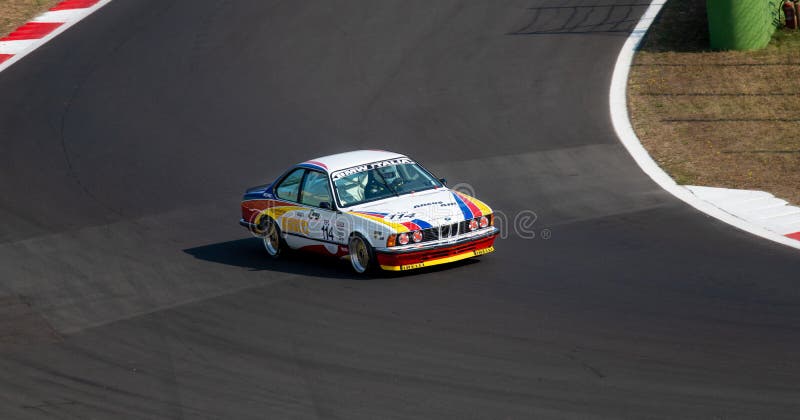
<box><xmin>706</xmin><ymin>0</ymin><xmax>779</xmax><ymax>50</ymax></box>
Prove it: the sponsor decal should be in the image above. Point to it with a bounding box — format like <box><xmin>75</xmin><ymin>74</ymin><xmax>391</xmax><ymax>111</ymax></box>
<box><xmin>473</xmin><ymin>246</ymin><xmax>494</xmax><ymax>256</ymax></box>
<box><xmin>330</xmin><ymin>158</ymin><xmax>414</xmax><ymax>180</ymax></box>
<box><xmin>401</xmin><ymin>262</ymin><xmax>425</xmax><ymax>270</ymax></box>
<box><xmin>373</xmin><ymin>231</ymin><xmax>385</xmax><ymax>240</ymax></box>
<box><xmin>413</xmin><ymin>201</ymin><xmax>443</xmax><ymax>208</ymax></box>
<box><xmin>282</xmin><ymin>218</ymin><xmax>309</xmax><ymax>235</ymax></box>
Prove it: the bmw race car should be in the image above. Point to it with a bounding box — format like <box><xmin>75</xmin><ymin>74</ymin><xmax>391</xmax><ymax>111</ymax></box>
<box><xmin>239</xmin><ymin>150</ymin><xmax>499</xmax><ymax>273</ymax></box>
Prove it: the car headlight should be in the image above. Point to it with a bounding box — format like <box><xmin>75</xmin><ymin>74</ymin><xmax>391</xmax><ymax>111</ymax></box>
<box><xmin>398</xmin><ymin>232</ymin><xmax>410</xmax><ymax>245</ymax></box>
<box><xmin>468</xmin><ymin>219</ymin><xmax>479</xmax><ymax>231</ymax></box>
<box><xmin>412</xmin><ymin>230</ymin><xmax>423</xmax><ymax>243</ymax></box>
<box><xmin>479</xmin><ymin>216</ymin><xmax>489</xmax><ymax>228</ymax></box>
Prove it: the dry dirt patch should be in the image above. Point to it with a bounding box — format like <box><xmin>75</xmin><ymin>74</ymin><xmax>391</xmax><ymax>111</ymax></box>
<box><xmin>629</xmin><ymin>0</ymin><xmax>800</xmax><ymax>205</ymax></box>
<box><xmin>0</xmin><ymin>0</ymin><xmax>60</xmax><ymax>38</ymax></box>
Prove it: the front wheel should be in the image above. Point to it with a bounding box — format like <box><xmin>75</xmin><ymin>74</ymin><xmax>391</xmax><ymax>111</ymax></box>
<box><xmin>348</xmin><ymin>234</ymin><xmax>375</xmax><ymax>274</ymax></box>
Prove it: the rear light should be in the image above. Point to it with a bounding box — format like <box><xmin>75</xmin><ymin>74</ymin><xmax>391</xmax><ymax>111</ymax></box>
<box><xmin>412</xmin><ymin>231</ymin><xmax>423</xmax><ymax>243</ymax></box>
<box><xmin>398</xmin><ymin>233</ymin><xmax>410</xmax><ymax>245</ymax></box>
<box><xmin>387</xmin><ymin>234</ymin><xmax>397</xmax><ymax>247</ymax></box>
<box><xmin>479</xmin><ymin>216</ymin><xmax>489</xmax><ymax>228</ymax></box>
<box><xmin>468</xmin><ymin>219</ymin><xmax>479</xmax><ymax>231</ymax></box>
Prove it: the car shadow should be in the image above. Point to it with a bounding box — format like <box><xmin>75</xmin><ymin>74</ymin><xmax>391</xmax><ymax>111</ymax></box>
<box><xmin>183</xmin><ymin>237</ymin><xmax>482</xmax><ymax>280</ymax></box>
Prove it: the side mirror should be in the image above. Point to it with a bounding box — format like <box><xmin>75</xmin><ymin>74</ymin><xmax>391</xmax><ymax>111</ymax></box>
<box><xmin>439</xmin><ymin>178</ymin><xmax>447</xmax><ymax>186</ymax></box>
<box><xmin>320</xmin><ymin>201</ymin><xmax>332</xmax><ymax>210</ymax></box>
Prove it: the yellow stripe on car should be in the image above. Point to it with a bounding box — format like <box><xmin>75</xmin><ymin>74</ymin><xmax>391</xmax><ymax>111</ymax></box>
<box><xmin>456</xmin><ymin>192</ymin><xmax>492</xmax><ymax>216</ymax></box>
<box><xmin>380</xmin><ymin>246</ymin><xmax>495</xmax><ymax>271</ymax></box>
<box><xmin>350</xmin><ymin>212</ymin><xmax>410</xmax><ymax>232</ymax></box>
<box><xmin>255</xmin><ymin>205</ymin><xmax>307</xmax><ymax>226</ymax></box>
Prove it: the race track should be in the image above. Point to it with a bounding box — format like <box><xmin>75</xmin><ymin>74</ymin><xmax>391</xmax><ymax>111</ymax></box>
<box><xmin>1</xmin><ymin>0</ymin><xmax>799</xmax><ymax>418</ymax></box>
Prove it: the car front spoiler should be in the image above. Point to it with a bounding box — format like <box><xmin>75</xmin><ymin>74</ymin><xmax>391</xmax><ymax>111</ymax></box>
<box><xmin>374</xmin><ymin>227</ymin><xmax>499</xmax><ymax>271</ymax></box>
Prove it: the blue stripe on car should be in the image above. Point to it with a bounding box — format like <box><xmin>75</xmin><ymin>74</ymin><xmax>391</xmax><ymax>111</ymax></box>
<box><xmin>451</xmin><ymin>192</ymin><xmax>474</xmax><ymax>220</ymax></box>
<box><xmin>412</xmin><ymin>219</ymin><xmax>433</xmax><ymax>229</ymax></box>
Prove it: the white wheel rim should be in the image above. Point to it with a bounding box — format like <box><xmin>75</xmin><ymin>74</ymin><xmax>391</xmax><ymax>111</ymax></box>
<box><xmin>263</xmin><ymin>223</ymin><xmax>280</xmax><ymax>256</ymax></box>
<box><xmin>350</xmin><ymin>237</ymin><xmax>369</xmax><ymax>273</ymax></box>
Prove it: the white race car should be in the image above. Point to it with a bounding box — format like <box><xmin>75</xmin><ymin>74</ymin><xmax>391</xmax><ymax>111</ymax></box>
<box><xmin>240</xmin><ymin>150</ymin><xmax>499</xmax><ymax>273</ymax></box>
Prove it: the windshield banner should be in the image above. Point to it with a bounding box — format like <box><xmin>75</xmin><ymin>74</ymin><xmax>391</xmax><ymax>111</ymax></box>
<box><xmin>330</xmin><ymin>158</ymin><xmax>414</xmax><ymax>180</ymax></box>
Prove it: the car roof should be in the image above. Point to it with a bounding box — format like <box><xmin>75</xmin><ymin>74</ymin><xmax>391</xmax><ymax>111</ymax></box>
<box><xmin>299</xmin><ymin>150</ymin><xmax>408</xmax><ymax>173</ymax></box>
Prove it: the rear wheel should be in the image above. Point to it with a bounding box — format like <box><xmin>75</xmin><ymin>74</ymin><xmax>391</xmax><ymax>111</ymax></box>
<box><xmin>261</xmin><ymin>217</ymin><xmax>284</xmax><ymax>258</ymax></box>
<box><xmin>348</xmin><ymin>234</ymin><xmax>375</xmax><ymax>274</ymax></box>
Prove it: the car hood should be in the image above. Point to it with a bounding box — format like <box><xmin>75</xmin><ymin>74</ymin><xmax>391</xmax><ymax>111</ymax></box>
<box><xmin>345</xmin><ymin>188</ymin><xmax>492</xmax><ymax>229</ymax></box>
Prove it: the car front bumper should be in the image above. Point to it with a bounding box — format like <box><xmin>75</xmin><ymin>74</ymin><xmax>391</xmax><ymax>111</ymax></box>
<box><xmin>374</xmin><ymin>227</ymin><xmax>499</xmax><ymax>271</ymax></box>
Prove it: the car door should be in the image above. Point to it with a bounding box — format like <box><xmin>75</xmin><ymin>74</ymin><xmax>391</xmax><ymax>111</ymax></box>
<box><xmin>272</xmin><ymin>168</ymin><xmax>310</xmax><ymax>249</ymax></box>
<box><xmin>299</xmin><ymin>170</ymin><xmax>343</xmax><ymax>254</ymax></box>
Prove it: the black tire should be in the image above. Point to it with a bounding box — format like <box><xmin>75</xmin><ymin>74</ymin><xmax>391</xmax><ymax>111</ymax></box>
<box><xmin>348</xmin><ymin>233</ymin><xmax>376</xmax><ymax>274</ymax></box>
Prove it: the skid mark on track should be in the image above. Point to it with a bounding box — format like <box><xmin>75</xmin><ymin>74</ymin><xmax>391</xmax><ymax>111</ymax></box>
<box><xmin>565</xmin><ymin>350</ymin><xmax>606</xmax><ymax>379</ymax></box>
<box><xmin>56</xmin><ymin>0</ymin><xmax>180</xmax><ymax>219</ymax></box>
<box><xmin>510</xmin><ymin>2</ymin><xmax>649</xmax><ymax>36</ymax></box>
<box><xmin>0</xmin><ymin>295</ymin><xmax>62</xmax><ymax>352</ymax></box>
<box><xmin>188</xmin><ymin>0</ymin><xmax>233</xmax><ymax>65</ymax></box>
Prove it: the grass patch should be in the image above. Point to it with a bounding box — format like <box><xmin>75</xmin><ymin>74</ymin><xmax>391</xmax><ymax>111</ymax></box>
<box><xmin>0</xmin><ymin>0</ymin><xmax>60</xmax><ymax>38</ymax></box>
<box><xmin>629</xmin><ymin>0</ymin><xmax>800</xmax><ymax>205</ymax></box>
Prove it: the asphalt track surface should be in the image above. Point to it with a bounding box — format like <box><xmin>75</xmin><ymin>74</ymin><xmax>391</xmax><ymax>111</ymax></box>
<box><xmin>1</xmin><ymin>1</ymin><xmax>799</xmax><ymax>418</ymax></box>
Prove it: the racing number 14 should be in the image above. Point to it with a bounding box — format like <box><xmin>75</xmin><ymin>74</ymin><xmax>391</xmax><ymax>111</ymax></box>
<box><xmin>321</xmin><ymin>223</ymin><xmax>335</xmax><ymax>242</ymax></box>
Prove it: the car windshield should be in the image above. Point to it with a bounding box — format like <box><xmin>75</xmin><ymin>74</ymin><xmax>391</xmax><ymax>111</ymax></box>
<box><xmin>331</xmin><ymin>159</ymin><xmax>442</xmax><ymax>207</ymax></box>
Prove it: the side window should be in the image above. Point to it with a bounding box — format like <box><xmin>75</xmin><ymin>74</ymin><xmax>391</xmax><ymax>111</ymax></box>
<box><xmin>300</xmin><ymin>170</ymin><xmax>334</xmax><ymax>207</ymax></box>
<box><xmin>275</xmin><ymin>168</ymin><xmax>305</xmax><ymax>202</ymax></box>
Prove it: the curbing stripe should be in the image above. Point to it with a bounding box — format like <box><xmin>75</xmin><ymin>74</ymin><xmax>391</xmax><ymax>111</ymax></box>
<box><xmin>686</xmin><ymin>186</ymin><xmax>800</xmax><ymax>237</ymax></box>
<box><xmin>0</xmin><ymin>0</ymin><xmax>113</xmax><ymax>74</ymax></box>
<box><xmin>1</xmin><ymin>22</ymin><xmax>63</xmax><ymax>41</ymax></box>
<box><xmin>51</xmin><ymin>0</ymin><xmax>101</xmax><ymax>10</ymax></box>
<box><xmin>609</xmin><ymin>1</ymin><xmax>800</xmax><ymax>250</ymax></box>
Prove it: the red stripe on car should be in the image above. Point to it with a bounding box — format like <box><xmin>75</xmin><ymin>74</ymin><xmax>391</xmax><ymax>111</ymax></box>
<box><xmin>305</xmin><ymin>160</ymin><xmax>328</xmax><ymax>170</ymax></box>
<box><xmin>455</xmin><ymin>191</ymin><xmax>482</xmax><ymax>217</ymax></box>
<box><xmin>401</xmin><ymin>221</ymin><xmax>421</xmax><ymax>231</ymax></box>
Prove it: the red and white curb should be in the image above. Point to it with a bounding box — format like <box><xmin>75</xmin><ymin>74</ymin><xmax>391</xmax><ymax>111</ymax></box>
<box><xmin>610</xmin><ymin>1</ymin><xmax>800</xmax><ymax>251</ymax></box>
<box><xmin>0</xmin><ymin>0</ymin><xmax>112</xmax><ymax>73</ymax></box>
<box><xmin>686</xmin><ymin>186</ymin><xmax>800</xmax><ymax>241</ymax></box>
